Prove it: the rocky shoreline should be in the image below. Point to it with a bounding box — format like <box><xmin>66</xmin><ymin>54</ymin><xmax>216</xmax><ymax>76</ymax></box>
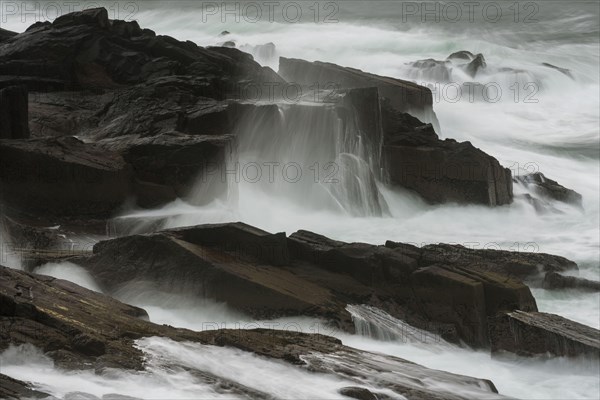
<box><xmin>0</xmin><ymin>8</ymin><xmax>597</xmax><ymax>399</ymax></box>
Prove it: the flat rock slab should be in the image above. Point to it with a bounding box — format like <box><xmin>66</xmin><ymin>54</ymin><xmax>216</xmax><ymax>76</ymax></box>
<box><xmin>0</xmin><ymin>265</ymin><xmax>503</xmax><ymax>400</ymax></box>
<box><xmin>489</xmin><ymin>311</ymin><xmax>600</xmax><ymax>358</ymax></box>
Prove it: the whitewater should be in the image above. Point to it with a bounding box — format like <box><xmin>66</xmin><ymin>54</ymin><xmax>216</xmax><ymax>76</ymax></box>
<box><xmin>0</xmin><ymin>1</ymin><xmax>599</xmax><ymax>399</ymax></box>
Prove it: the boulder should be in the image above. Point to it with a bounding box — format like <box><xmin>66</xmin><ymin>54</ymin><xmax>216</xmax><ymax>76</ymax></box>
<box><xmin>543</xmin><ymin>272</ymin><xmax>600</xmax><ymax>292</ymax></box>
<box><xmin>465</xmin><ymin>54</ymin><xmax>487</xmax><ymax>77</ymax></box>
<box><xmin>0</xmin><ymin>265</ymin><xmax>503</xmax><ymax>400</ymax></box>
<box><xmin>514</xmin><ymin>172</ymin><xmax>582</xmax><ymax>207</ymax></box>
<box><xmin>381</xmin><ymin>101</ymin><xmax>513</xmax><ymax>206</ymax></box>
<box><xmin>0</xmin><ymin>136</ymin><xmax>132</xmax><ymax>217</ymax></box>
<box><xmin>0</xmin><ymin>85</ymin><xmax>29</xmax><ymax>139</ymax></box>
<box><xmin>489</xmin><ymin>311</ymin><xmax>600</xmax><ymax>358</ymax></box>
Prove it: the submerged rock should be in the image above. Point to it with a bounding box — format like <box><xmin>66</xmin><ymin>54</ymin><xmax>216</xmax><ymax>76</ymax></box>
<box><xmin>489</xmin><ymin>311</ymin><xmax>600</xmax><ymax>358</ymax></box>
<box><xmin>541</xmin><ymin>62</ymin><xmax>574</xmax><ymax>79</ymax></box>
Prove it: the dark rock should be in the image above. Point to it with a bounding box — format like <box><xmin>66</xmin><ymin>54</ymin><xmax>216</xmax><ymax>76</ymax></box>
<box><xmin>53</xmin><ymin>7</ymin><xmax>111</xmax><ymax>30</ymax></box>
<box><xmin>465</xmin><ymin>54</ymin><xmax>486</xmax><ymax>77</ymax></box>
<box><xmin>381</xmin><ymin>101</ymin><xmax>513</xmax><ymax>206</ymax></box>
<box><xmin>0</xmin><ymin>136</ymin><xmax>132</xmax><ymax>217</ymax></box>
<box><xmin>0</xmin><ymin>373</ymin><xmax>50</xmax><ymax>399</ymax></box>
<box><xmin>0</xmin><ymin>8</ymin><xmax>281</xmax><ymax>93</ymax></box>
<box><xmin>80</xmin><ymin>223</ymin><xmax>327</xmax><ymax>321</ymax></box>
<box><xmin>489</xmin><ymin>311</ymin><xmax>600</xmax><ymax>358</ymax></box>
<box><xmin>406</xmin><ymin>242</ymin><xmax>578</xmax><ymax>279</ymax></box>
<box><xmin>278</xmin><ymin>57</ymin><xmax>435</xmax><ymax>117</ymax></box>
<box><xmin>77</xmin><ymin>222</ymin><xmax>571</xmax><ymax>348</ymax></box>
<box><xmin>0</xmin><ymin>265</ymin><xmax>501</xmax><ymax>400</ymax></box>
<box><xmin>541</xmin><ymin>62</ymin><xmax>574</xmax><ymax>79</ymax></box>
<box><xmin>515</xmin><ymin>172</ymin><xmax>582</xmax><ymax>207</ymax></box>
<box><xmin>516</xmin><ymin>193</ymin><xmax>559</xmax><ymax>214</ymax></box>
<box><xmin>99</xmin><ymin>132</ymin><xmax>232</xmax><ymax>207</ymax></box>
<box><xmin>543</xmin><ymin>272</ymin><xmax>600</xmax><ymax>292</ymax></box>
<box><xmin>447</xmin><ymin>51</ymin><xmax>475</xmax><ymax>61</ymax></box>
<box><xmin>0</xmin><ymin>85</ymin><xmax>29</xmax><ymax>139</ymax></box>
<box><xmin>405</xmin><ymin>58</ymin><xmax>451</xmax><ymax>82</ymax></box>
<box><xmin>339</xmin><ymin>386</ymin><xmax>378</xmax><ymax>400</ymax></box>
<box><xmin>0</xmin><ymin>28</ymin><xmax>17</xmax><ymax>42</ymax></box>
<box><xmin>222</xmin><ymin>41</ymin><xmax>236</xmax><ymax>48</ymax></box>
<box><xmin>25</xmin><ymin>21</ymin><xmax>52</xmax><ymax>32</ymax></box>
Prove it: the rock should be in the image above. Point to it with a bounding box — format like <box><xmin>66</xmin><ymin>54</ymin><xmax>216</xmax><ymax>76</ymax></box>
<box><xmin>489</xmin><ymin>311</ymin><xmax>600</xmax><ymax>358</ymax></box>
<box><xmin>516</xmin><ymin>193</ymin><xmax>559</xmax><ymax>214</ymax></box>
<box><xmin>405</xmin><ymin>58</ymin><xmax>451</xmax><ymax>82</ymax></box>
<box><xmin>0</xmin><ymin>85</ymin><xmax>29</xmax><ymax>139</ymax></box>
<box><xmin>99</xmin><ymin>132</ymin><xmax>233</xmax><ymax>207</ymax></box>
<box><xmin>0</xmin><ymin>8</ymin><xmax>281</xmax><ymax>92</ymax></box>
<box><xmin>0</xmin><ymin>373</ymin><xmax>49</xmax><ymax>399</ymax></box>
<box><xmin>221</xmin><ymin>40</ymin><xmax>236</xmax><ymax>48</ymax></box>
<box><xmin>514</xmin><ymin>172</ymin><xmax>582</xmax><ymax>207</ymax></box>
<box><xmin>0</xmin><ymin>265</ymin><xmax>503</xmax><ymax>400</ymax></box>
<box><xmin>240</xmin><ymin>42</ymin><xmax>278</xmax><ymax>67</ymax></box>
<box><xmin>72</xmin><ymin>221</ymin><xmax>549</xmax><ymax>348</ymax></box>
<box><xmin>53</xmin><ymin>7</ymin><xmax>111</xmax><ymax>30</ymax></box>
<box><xmin>278</xmin><ymin>57</ymin><xmax>435</xmax><ymax>117</ymax></box>
<box><xmin>381</xmin><ymin>101</ymin><xmax>513</xmax><ymax>206</ymax></box>
<box><xmin>338</xmin><ymin>387</ymin><xmax>378</xmax><ymax>400</ymax></box>
<box><xmin>447</xmin><ymin>50</ymin><xmax>475</xmax><ymax>61</ymax></box>
<box><xmin>0</xmin><ymin>136</ymin><xmax>132</xmax><ymax>217</ymax></box>
<box><xmin>0</xmin><ymin>28</ymin><xmax>17</xmax><ymax>42</ymax></box>
<box><xmin>465</xmin><ymin>53</ymin><xmax>486</xmax><ymax>77</ymax></box>
<box><xmin>404</xmin><ymin>242</ymin><xmax>579</xmax><ymax>279</ymax></box>
<box><xmin>543</xmin><ymin>272</ymin><xmax>600</xmax><ymax>292</ymax></box>
<box><xmin>541</xmin><ymin>62</ymin><xmax>574</xmax><ymax>79</ymax></box>
<box><xmin>79</xmin><ymin>223</ymin><xmax>336</xmax><ymax>322</ymax></box>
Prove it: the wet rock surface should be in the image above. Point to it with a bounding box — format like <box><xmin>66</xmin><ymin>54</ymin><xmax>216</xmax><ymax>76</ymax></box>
<box><xmin>381</xmin><ymin>100</ymin><xmax>513</xmax><ymax>206</ymax></box>
<box><xmin>543</xmin><ymin>272</ymin><xmax>600</xmax><ymax>292</ymax></box>
<box><xmin>0</xmin><ymin>8</ymin><xmax>518</xmax><ymax>216</ymax></box>
<box><xmin>69</xmin><ymin>222</ymin><xmax>582</xmax><ymax>349</ymax></box>
<box><xmin>0</xmin><ymin>265</ymin><xmax>504</xmax><ymax>400</ymax></box>
<box><xmin>489</xmin><ymin>311</ymin><xmax>600</xmax><ymax>358</ymax></box>
<box><xmin>515</xmin><ymin>172</ymin><xmax>583</xmax><ymax>207</ymax></box>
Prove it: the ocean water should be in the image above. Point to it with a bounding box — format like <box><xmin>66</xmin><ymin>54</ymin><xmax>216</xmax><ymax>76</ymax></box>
<box><xmin>1</xmin><ymin>1</ymin><xmax>599</xmax><ymax>399</ymax></box>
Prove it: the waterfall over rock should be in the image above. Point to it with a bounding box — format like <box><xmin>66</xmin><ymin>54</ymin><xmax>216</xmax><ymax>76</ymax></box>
<box><xmin>233</xmin><ymin>100</ymin><xmax>389</xmax><ymax>217</ymax></box>
<box><xmin>347</xmin><ymin>304</ymin><xmax>448</xmax><ymax>345</ymax></box>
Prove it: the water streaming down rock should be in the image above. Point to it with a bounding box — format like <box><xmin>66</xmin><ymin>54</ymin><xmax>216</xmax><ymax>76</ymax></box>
<box><xmin>347</xmin><ymin>304</ymin><xmax>448</xmax><ymax>345</ymax></box>
<box><xmin>233</xmin><ymin>101</ymin><xmax>389</xmax><ymax>217</ymax></box>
